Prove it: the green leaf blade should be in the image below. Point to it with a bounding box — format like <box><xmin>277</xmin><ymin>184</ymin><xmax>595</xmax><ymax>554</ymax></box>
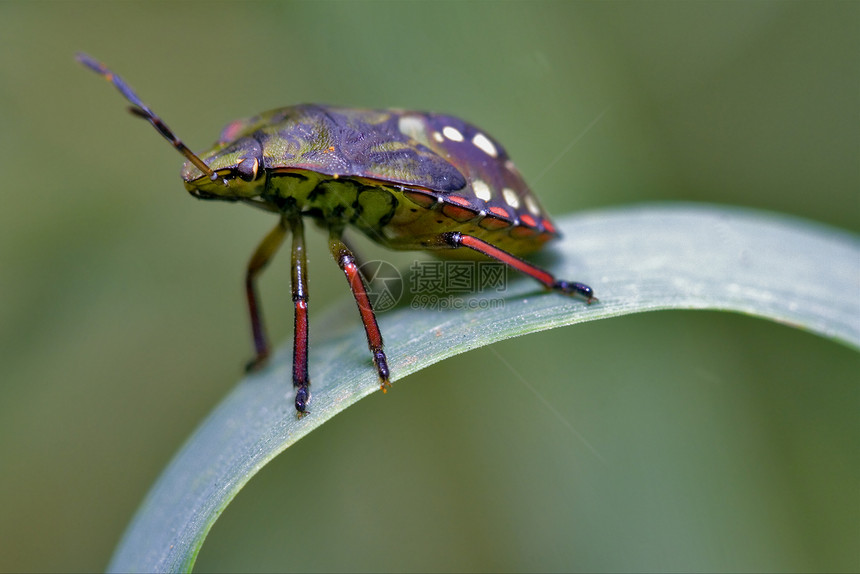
<box><xmin>107</xmin><ymin>204</ymin><xmax>860</xmax><ymax>573</ymax></box>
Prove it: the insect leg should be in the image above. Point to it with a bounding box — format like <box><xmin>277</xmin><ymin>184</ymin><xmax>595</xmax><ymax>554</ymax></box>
<box><xmin>328</xmin><ymin>231</ymin><xmax>391</xmax><ymax>392</ymax></box>
<box><xmin>429</xmin><ymin>232</ymin><xmax>596</xmax><ymax>303</ymax></box>
<box><xmin>289</xmin><ymin>216</ymin><xmax>312</xmax><ymax>415</ymax></box>
<box><xmin>245</xmin><ymin>217</ymin><xmax>289</xmax><ymax>372</ymax></box>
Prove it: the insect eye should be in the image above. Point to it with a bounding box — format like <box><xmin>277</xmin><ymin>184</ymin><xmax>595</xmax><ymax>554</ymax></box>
<box><xmin>236</xmin><ymin>156</ymin><xmax>260</xmax><ymax>182</ymax></box>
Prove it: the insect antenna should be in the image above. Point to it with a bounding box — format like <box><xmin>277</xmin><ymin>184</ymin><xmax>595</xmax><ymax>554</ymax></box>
<box><xmin>76</xmin><ymin>52</ymin><xmax>227</xmax><ymax>186</ymax></box>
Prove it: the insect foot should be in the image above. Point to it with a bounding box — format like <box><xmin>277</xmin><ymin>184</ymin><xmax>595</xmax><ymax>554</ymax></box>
<box><xmin>553</xmin><ymin>280</ymin><xmax>598</xmax><ymax>304</ymax></box>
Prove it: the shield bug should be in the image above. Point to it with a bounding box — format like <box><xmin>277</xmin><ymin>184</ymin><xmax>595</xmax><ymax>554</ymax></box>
<box><xmin>77</xmin><ymin>53</ymin><xmax>596</xmax><ymax>417</ymax></box>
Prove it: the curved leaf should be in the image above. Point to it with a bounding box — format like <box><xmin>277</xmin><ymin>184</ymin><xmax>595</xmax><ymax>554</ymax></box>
<box><xmin>108</xmin><ymin>203</ymin><xmax>859</xmax><ymax>572</ymax></box>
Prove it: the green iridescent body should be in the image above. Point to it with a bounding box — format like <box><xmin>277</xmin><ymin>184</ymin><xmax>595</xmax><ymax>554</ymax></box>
<box><xmin>184</xmin><ymin>105</ymin><xmax>559</xmax><ymax>257</ymax></box>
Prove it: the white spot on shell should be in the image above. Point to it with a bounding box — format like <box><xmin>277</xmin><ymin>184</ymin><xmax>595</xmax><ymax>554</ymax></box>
<box><xmin>442</xmin><ymin>126</ymin><xmax>464</xmax><ymax>142</ymax></box>
<box><xmin>473</xmin><ymin>180</ymin><xmax>492</xmax><ymax>201</ymax></box>
<box><xmin>524</xmin><ymin>194</ymin><xmax>541</xmax><ymax>215</ymax></box>
<box><xmin>502</xmin><ymin>187</ymin><xmax>520</xmax><ymax>209</ymax></box>
<box><xmin>398</xmin><ymin>116</ymin><xmax>424</xmax><ymax>138</ymax></box>
<box><xmin>398</xmin><ymin>115</ymin><xmax>432</xmax><ymax>147</ymax></box>
<box><xmin>504</xmin><ymin>159</ymin><xmax>518</xmax><ymax>173</ymax></box>
<box><xmin>471</xmin><ymin>133</ymin><xmax>497</xmax><ymax>157</ymax></box>
<box><xmin>433</xmin><ymin>131</ymin><xmax>444</xmax><ymax>143</ymax></box>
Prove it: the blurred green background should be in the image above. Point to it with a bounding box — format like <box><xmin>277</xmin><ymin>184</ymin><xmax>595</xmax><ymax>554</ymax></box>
<box><xmin>1</xmin><ymin>2</ymin><xmax>857</xmax><ymax>572</ymax></box>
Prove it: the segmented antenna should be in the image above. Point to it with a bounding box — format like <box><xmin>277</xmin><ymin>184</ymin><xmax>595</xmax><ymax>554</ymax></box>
<box><xmin>76</xmin><ymin>53</ymin><xmax>226</xmax><ymax>185</ymax></box>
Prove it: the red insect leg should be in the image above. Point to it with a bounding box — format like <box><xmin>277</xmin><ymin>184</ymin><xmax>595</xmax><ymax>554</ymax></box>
<box><xmin>442</xmin><ymin>232</ymin><xmax>596</xmax><ymax>303</ymax></box>
<box><xmin>329</xmin><ymin>233</ymin><xmax>391</xmax><ymax>391</ymax></box>
<box><xmin>244</xmin><ymin>217</ymin><xmax>288</xmax><ymax>371</ymax></box>
<box><xmin>289</xmin><ymin>216</ymin><xmax>311</xmax><ymax>415</ymax></box>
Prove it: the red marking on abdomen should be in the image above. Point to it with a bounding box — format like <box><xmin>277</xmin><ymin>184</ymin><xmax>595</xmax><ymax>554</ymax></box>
<box><xmin>442</xmin><ymin>202</ymin><xmax>478</xmax><ymax>222</ymax></box>
<box><xmin>519</xmin><ymin>214</ymin><xmax>538</xmax><ymax>228</ymax></box>
<box><xmin>488</xmin><ymin>206</ymin><xmax>511</xmax><ymax>219</ymax></box>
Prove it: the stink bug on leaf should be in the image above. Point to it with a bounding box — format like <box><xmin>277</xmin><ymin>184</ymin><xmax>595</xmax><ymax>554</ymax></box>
<box><xmin>78</xmin><ymin>53</ymin><xmax>596</xmax><ymax>417</ymax></box>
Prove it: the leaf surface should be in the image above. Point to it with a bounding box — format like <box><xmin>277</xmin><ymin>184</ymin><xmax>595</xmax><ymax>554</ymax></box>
<box><xmin>108</xmin><ymin>204</ymin><xmax>860</xmax><ymax>572</ymax></box>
